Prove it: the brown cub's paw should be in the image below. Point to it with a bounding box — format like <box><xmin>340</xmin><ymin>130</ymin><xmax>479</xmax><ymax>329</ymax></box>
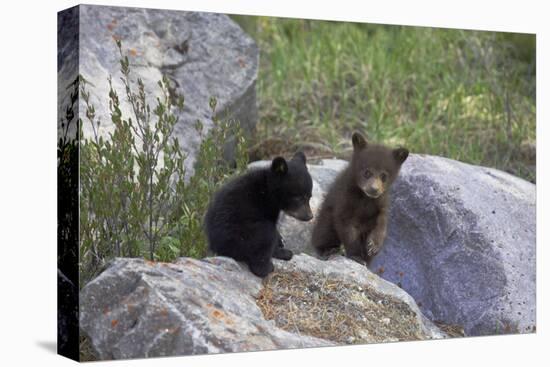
<box><xmin>316</xmin><ymin>246</ymin><xmax>342</xmax><ymax>260</ymax></box>
<box><xmin>347</xmin><ymin>255</ymin><xmax>367</xmax><ymax>266</ymax></box>
<box><xmin>367</xmin><ymin>231</ymin><xmax>385</xmax><ymax>257</ymax></box>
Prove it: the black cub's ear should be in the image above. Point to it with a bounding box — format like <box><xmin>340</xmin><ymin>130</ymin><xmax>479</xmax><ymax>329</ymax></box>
<box><xmin>271</xmin><ymin>157</ymin><xmax>288</xmax><ymax>175</ymax></box>
<box><xmin>393</xmin><ymin>147</ymin><xmax>409</xmax><ymax>164</ymax></box>
<box><xmin>352</xmin><ymin>132</ymin><xmax>368</xmax><ymax>151</ymax></box>
<box><xmin>292</xmin><ymin>151</ymin><xmax>307</xmax><ymax>165</ymax></box>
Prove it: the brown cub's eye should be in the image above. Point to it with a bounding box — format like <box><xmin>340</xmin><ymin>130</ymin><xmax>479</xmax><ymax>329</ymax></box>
<box><xmin>364</xmin><ymin>169</ymin><xmax>372</xmax><ymax>178</ymax></box>
<box><xmin>380</xmin><ymin>172</ymin><xmax>388</xmax><ymax>182</ymax></box>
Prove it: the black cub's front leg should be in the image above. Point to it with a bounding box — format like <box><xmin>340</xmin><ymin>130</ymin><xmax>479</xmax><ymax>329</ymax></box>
<box><xmin>272</xmin><ymin>232</ymin><xmax>293</xmax><ymax>261</ymax></box>
<box><xmin>248</xmin><ymin>257</ymin><xmax>274</xmax><ymax>278</ymax></box>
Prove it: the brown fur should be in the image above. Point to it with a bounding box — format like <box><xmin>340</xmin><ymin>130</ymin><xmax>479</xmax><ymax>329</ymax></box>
<box><xmin>312</xmin><ymin>132</ymin><xmax>408</xmax><ymax>265</ymax></box>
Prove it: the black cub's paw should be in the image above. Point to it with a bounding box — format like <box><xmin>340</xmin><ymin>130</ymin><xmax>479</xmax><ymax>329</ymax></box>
<box><xmin>273</xmin><ymin>247</ymin><xmax>293</xmax><ymax>261</ymax></box>
<box><xmin>249</xmin><ymin>260</ymin><xmax>274</xmax><ymax>278</ymax></box>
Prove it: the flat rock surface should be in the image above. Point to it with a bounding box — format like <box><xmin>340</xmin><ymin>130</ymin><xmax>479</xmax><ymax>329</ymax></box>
<box><xmin>80</xmin><ymin>254</ymin><xmax>442</xmax><ymax>360</ymax></box>
<box><xmin>270</xmin><ymin>155</ymin><xmax>536</xmax><ymax>336</ymax></box>
<box><xmin>58</xmin><ymin>5</ymin><xmax>258</xmax><ymax>177</ymax></box>
<box><xmin>80</xmin><ymin>257</ymin><xmax>331</xmax><ymax>360</ymax></box>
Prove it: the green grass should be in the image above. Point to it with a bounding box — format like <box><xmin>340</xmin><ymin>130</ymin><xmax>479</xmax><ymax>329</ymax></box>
<box><xmin>232</xmin><ymin>16</ymin><xmax>536</xmax><ymax>182</ymax></box>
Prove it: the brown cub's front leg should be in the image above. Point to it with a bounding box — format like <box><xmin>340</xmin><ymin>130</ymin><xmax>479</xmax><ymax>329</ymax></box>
<box><xmin>366</xmin><ymin>207</ymin><xmax>388</xmax><ymax>257</ymax></box>
<box><xmin>336</xmin><ymin>221</ymin><xmax>368</xmax><ymax>265</ymax></box>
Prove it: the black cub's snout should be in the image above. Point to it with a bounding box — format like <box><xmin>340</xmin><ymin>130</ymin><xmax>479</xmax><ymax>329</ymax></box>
<box><xmin>286</xmin><ymin>203</ymin><xmax>313</xmax><ymax>222</ymax></box>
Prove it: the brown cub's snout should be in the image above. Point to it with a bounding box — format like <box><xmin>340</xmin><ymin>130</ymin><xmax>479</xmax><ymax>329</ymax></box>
<box><xmin>359</xmin><ymin>169</ymin><xmax>387</xmax><ymax>198</ymax></box>
<box><xmin>363</xmin><ymin>176</ymin><xmax>384</xmax><ymax>198</ymax></box>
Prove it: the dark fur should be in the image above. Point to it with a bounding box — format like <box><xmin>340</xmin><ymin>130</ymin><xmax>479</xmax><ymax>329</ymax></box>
<box><xmin>205</xmin><ymin>152</ymin><xmax>313</xmax><ymax>277</ymax></box>
<box><xmin>312</xmin><ymin>132</ymin><xmax>408</xmax><ymax>265</ymax></box>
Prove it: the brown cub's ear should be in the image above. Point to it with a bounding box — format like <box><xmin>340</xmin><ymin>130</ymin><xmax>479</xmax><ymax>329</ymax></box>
<box><xmin>292</xmin><ymin>151</ymin><xmax>307</xmax><ymax>165</ymax></box>
<box><xmin>352</xmin><ymin>132</ymin><xmax>368</xmax><ymax>151</ymax></box>
<box><xmin>271</xmin><ymin>157</ymin><xmax>288</xmax><ymax>175</ymax></box>
<box><xmin>393</xmin><ymin>147</ymin><xmax>409</xmax><ymax>164</ymax></box>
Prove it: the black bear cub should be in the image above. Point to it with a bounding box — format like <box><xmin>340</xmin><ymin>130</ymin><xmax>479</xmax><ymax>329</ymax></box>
<box><xmin>205</xmin><ymin>152</ymin><xmax>313</xmax><ymax>277</ymax></box>
<box><xmin>312</xmin><ymin>132</ymin><xmax>408</xmax><ymax>265</ymax></box>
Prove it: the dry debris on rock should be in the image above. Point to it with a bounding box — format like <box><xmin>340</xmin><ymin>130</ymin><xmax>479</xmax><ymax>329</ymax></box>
<box><xmin>257</xmin><ymin>270</ymin><xmax>430</xmax><ymax>344</ymax></box>
<box><xmin>433</xmin><ymin>321</ymin><xmax>466</xmax><ymax>338</ymax></box>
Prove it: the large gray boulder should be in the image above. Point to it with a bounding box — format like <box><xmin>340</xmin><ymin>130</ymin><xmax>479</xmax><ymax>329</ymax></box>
<box><xmin>58</xmin><ymin>5</ymin><xmax>258</xmax><ymax>177</ymax></box>
<box><xmin>372</xmin><ymin>155</ymin><xmax>536</xmax><ymax>336</ymax></box>
<box><xmin>80</xmin><ymin>254</ymin><xmax>443</xmax><ymax>360</ymax></box>
<box><xmin>273</xmin><ymin>155</ymin><xmax>536</xmax><ymax>336</ymax></box>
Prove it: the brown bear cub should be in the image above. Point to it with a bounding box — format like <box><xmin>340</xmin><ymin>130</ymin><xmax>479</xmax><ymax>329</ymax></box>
<box><xmin>312</xmin><ymin>132</ymin><xmax>408</xmax><ymax>265</ymax></box>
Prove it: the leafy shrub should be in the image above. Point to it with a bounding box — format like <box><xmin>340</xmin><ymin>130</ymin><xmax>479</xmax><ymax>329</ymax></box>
<box><xmin>175</xmin><ymin>98</ymin><xmax>249</xmax><ymax>259</ymax></box>
<box><xmin>79</xmin><ymin>41</ymin><xmax>248</xmax><ymax>285</ymax></box>
<box><xmin>58</xmin><ymin>76</ymin><xmax>80</xmax><ymax>280</ymax></box>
